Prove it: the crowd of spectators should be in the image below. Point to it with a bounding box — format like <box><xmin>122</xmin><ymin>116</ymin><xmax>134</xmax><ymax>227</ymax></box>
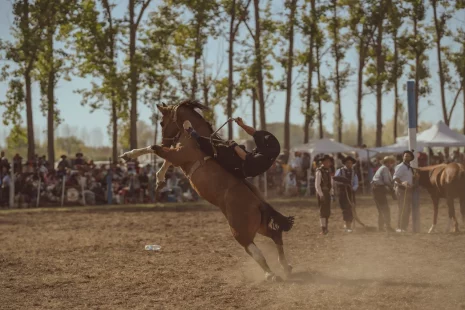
<box><xmin>0</xmin><ymin>151</ymin><xmax>198</xmax><ymax>208</ymax></box>
<box><xmin>1</xmin><ymin>148</ymin><xmax>464</xmax><ymax>208</ymax></box>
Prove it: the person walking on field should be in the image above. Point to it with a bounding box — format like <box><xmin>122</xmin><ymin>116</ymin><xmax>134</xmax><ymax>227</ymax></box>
<box><xmin>315</xmin><ymin>155</ymin><xmax>334</xmax><ymax>235</ymax></box>
<box><xmin>393</xmin><ymin>150</ymin><xmax>415</xmax><ymax>232</ymax></box>
<box><xmin>334</xmin><ymin>156</ymin><xmax>359</xmax><ymax>233</ymax></box>
<box><xmin>371</xmin><ymin>156</ymin><xmax>396</xmax><ymax>232</ymax></box>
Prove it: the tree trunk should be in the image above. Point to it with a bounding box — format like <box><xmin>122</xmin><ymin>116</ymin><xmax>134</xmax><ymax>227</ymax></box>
<box><xmin>23</xmin><ymin>0</ymin><xmax>35</xmax><ymax>160</ymax></box>
<box><xmin>414</xmin><ymin>17</ymin><xmax>419</xmax><ymax>126</ymax></box>
<box><xmin>316</xmin><ymin>45</ymin><xmax>323</xmax><ymax>139</ymax></box>
<box><xmin>463</xmin><ymin>78</ymin><xmax>465</xmax><ymax>135</ymax></box>
<box><xmin>356</xmin><ymin>37</ymin><xmax>365</xmax><ymax>146</ymax></box>
<box><xmin>25</xmin><ymin>70</ymin><xmax>35</xmax><ymax>160</ymax></box>
<box><xmin>284</xmin><ymin>0</ymin><xmax>296</xmax><ymax>152</ymax></box>
<box><xmin>253</xmin><ymin>0</ymin><xmax>266</xmax><ymax>130</ymax></box>
<box><xmin>129</xmin><ymin>0</ymin><xmax>138</xmax><ymax>150</ymax></box>
<box><xmin>375</xmin><ymin>3</ymin><xmax>384</xmax><ymax>147</ymax></box>
<box><xmin>191</xmin><ymin>21</ymin><xmax>202</xmax><ymax>100</ymax></box>
<box><xmin>227</xmin><ymin>1</ymin><xmax>236</xmax><ymax>140</ymax></box>
<box><xmin>252</xmin><ymin>87</ymin><xmax>257</xmax><ymax>128</ymax></box>
<box><xmin>111</xmin><ymin>98</ymin><xmax>118</xmax><ymax>163</ymax></box>
<box><xmin>304</xmin><ymin>0</ymin><xmax>315</xmax><ymax>144</ymax></box>
<box><xmin>303</xmin><ymin>27</ymin><xmax>314</xmax><ymax>144</ymax></box>
<box><xmin>393</xmin><ymin>31</ymin><xmax>399</xmax><ymax>143</ymax></box>
<box><xmin>432</xmin><ymin>0</ymin><xmax>448</xmax><ymax>125</ymax></box>
<box><xmin>47</xmin><ymin>24</ymin><xmax>55</xmax><ymax>165</ymax></box>
<box><xmin>331</xmin><ymin>0</ymin><xmax>342</xmax><ymax>142</ymax></box>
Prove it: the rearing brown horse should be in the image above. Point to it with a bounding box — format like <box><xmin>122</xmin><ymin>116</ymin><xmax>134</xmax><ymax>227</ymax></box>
<box><xmin>417</xmin><ymin>163</ymin><xmax>465</xmax><ymax>233</ymax></box>
<box><xmin>120</xmin><ymin>100</ymin><xmax>294</xmax><ymax>281</ymax></box>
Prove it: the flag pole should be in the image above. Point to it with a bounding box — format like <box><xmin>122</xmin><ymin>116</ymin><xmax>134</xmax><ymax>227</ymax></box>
<box><xmin>407</xmin><ymin>80</ymin><xmax>420</xmax><ymax>233</ymax></box>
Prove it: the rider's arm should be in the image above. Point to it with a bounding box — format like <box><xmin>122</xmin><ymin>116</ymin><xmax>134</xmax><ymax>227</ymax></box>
<box><xmin>235</xmin><ymin>118</ymin><xmax>256</xmax><ymax>136</ymax></box>
<box><xmin>233</xmin><ymin>145</ymin><xmax>248</xmax><ymax>160</ymax></box>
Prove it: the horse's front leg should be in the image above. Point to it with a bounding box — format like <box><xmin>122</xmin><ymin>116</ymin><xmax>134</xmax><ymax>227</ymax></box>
<box><xmin>120</xmin><ymin>145</ymin><xmax>154</xmax><ymax>161</ymax></box>
<box><xmin>155</xmin><ymin>160</ymin><xmax>172</xmax><ymax>192</ymax></box>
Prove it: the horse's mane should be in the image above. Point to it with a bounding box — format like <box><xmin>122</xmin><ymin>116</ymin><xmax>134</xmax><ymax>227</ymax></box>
<box><xmin>171</xmin><ymin>99</ymin><xmax>219</xmax><ymax>137</ymax></box>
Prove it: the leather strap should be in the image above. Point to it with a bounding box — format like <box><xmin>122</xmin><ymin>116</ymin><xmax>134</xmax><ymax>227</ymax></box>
<box><xmin>187</xmin><ymin>156</ymin><xmax>211</xmax><ymax>179</ymax></box>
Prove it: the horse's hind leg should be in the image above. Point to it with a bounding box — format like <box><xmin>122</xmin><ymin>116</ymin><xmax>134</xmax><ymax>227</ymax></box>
<box><xmin>460</xmin><ymin>194</ymin><xmax>465</xmax><ymax>224</ymax></box>
<box><xmin>259</xmin><ymin>226</ymin><xmax>292</xmax><ymax>276</ymax></box>
<box><xmin>244</xmin><ymin>242</ymin><xmax>282</xmax><ymax>282</ymax></box>
<box><xmin>429</xmin><ymin>195</ymin><xmax>439</xmax><ymax>234</ymax></box>
<box><xmin>446</xmin><ymin>196</ymin><xmax>459</xmax><ymax>233</ymax></box>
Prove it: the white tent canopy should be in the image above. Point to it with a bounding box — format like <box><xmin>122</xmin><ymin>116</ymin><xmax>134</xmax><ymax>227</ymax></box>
<box><xmin>396</xmin><ymin>121</ymin><xmax>465</xmax><ymax>147</ymax></box>
<box><xmin>292</xmin><ymin>138</ymin><xmax>360</xmax><ymax>158</ymax></box>
<box><xmin>369</xmin><ymin>140</ymin><xmax>427</xmax><ymax>154</ymax></box>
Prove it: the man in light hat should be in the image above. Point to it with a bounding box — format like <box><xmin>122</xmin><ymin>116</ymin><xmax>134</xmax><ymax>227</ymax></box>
<box><xmin>315</xmin><ymin>155</ymin><xmax>334</xmax><ymax>235</ymax></box>
<box><xmin>371</xmin><ymin>156</ymin><xmax>396</xmax><ymax>232</ymax></box>
<box><xmin>334</xmin><ymin>156</ymin><xmax>359</xmax><ymax>232</ymax></box>
<box><xmin>393</xmin><ymin>150</ymin><xmax>415</xmax><ymax>232</ymax></box>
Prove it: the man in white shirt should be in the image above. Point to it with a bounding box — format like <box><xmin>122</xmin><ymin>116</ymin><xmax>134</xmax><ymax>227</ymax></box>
<box><xmin>315</xmin><ymin>155</ymin><xmax>335</xmax><ymax>235</ymax></box>
<box><xmin>393</xmin><ymin>150</ymin><xmax>415</xmax><ymax>232</ymax></box>
<box><xmin>371</xmin><ymin>156</ymin><xmax>396</xmax><ymax>232</ymax></box>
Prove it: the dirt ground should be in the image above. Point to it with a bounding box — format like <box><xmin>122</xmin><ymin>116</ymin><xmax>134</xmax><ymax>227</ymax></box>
<box><xmin>1</xmin><ymin>195</ymin><xmax>465</xmax><ymax>310</ymax></box>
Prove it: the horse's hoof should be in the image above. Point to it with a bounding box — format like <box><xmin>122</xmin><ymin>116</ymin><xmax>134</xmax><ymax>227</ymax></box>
<box><xmin>283</xmin><ymin>264</ymin><xmax>293</xmax><ymax>276</ymax></box>
<box><xmin>428</xmin><ymin>225</ymin><xmax>436</xmax><ymax>234</ymax></box>
<box><xmin>265</xmin><ymin>273</ymin><xmax>282</xmax><ymax>282</ymax></box>
<box><xmin>119</xmin><ymin>154</ymin><xmax>130</xmax><ymax>162</ymax></box>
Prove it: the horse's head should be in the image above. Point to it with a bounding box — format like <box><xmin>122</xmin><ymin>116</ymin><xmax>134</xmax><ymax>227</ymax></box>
<box><xmin>157</xmin><ymin>102</ymin><xmax>182</xmax><ymax>148</ymax></box>
<box><xmin>156</xmin><ymin>99</ymin><xmax>214</xmax><ymax>148</ymax></box>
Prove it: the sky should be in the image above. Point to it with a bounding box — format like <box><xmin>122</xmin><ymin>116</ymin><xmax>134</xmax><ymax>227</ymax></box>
<box><xmin>1</xmin><ymin>0</ymin><xmax>465</xmax><ymax>148</ymax></box>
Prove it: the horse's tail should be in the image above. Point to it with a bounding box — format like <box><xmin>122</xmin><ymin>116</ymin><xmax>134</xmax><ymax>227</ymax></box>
<box><xmin>262</xmin><ymin>202</ymin><xmax>294</xmax><ymax>232</ymax></box>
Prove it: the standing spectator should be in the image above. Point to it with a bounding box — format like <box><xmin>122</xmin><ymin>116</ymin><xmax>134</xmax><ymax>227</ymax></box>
<box><xmin>334</xmin><ymin>156</ymin><xmax>359</xmax><ymax>233</ymax></box>
<box><xmin>290</xmin><ymin>152</ymin><xmax>303</xmax><ymax>175</ymax></box>
<box><xmin>283</xmin><ymin>170</ymin><xmax>298</xmax><ymax>196</ymax></box>
<box><xmin>371</xmin><ymin>156</ymin><xmax>396</xmax><ymax>232</ymax></box>
<box><xmin>452</xmin><ymin>149</ymin><xmax>463</xmax><ymax>164</ymax></box>
<box><xmin>13</xmin><ymin>154</ymin><xmax>23</xmax><ymax>173</ymax></box>
<box><xmin>166</xmin><ymin>173</ymin><xmax>183</xmax><ymax>202</ymax></box>
<box><xmin>1</xmin><ymin>167</ymin><xmax>11</xmax><ymax>207</ymax></box>
<box><xmin>437</xmin><ymin>151</ymin><xmax>445</xmax><ymax>163</ymax></box>
<box><xmin>315</xmin><ymin>155</ymin><xmax>335</xmax><ymax>235</ymax></box>
<box><xmin>393</xmin><ymin>150</ymin><xmax>415</xmax><ymax>233</ymax></box>
<box><xmin>301</xmin><ymin>153</ymin><xmax>311</xmax><ymax>182</ymax></box>
<box><xmin>0</xmin><ymin>151</ymin><xmax>9</xmax><ymax>171</ymax></box>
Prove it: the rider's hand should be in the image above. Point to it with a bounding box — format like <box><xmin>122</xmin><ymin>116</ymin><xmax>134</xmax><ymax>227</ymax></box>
<box><xmin>235</xmin><ymin>117</ymin><xmax>245</xmax><ymax>127</ymax></box>
<box><xmin>402</xmin><ymin>181</ymin><xmax>409</xmax><ymax>188</ymax></box>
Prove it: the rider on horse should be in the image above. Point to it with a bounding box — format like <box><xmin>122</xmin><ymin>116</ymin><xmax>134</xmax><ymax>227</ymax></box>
<box><xmin>183</xmin><ymin>117</ymin><xmax>280</xmax><ymax>179</ymax></box>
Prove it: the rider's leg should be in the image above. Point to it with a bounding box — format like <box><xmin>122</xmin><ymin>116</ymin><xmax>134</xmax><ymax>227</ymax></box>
<box><xmin>183</xmin><ymin>120</ymin><xmax>215</xmax><ymax>157</ymax></box>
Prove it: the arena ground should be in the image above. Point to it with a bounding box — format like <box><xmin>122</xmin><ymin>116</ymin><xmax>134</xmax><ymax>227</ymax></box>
<box><xmin>1</xmin><ymin>195</ymin><xmax>465</xmax><ymax>310</ymax></box>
